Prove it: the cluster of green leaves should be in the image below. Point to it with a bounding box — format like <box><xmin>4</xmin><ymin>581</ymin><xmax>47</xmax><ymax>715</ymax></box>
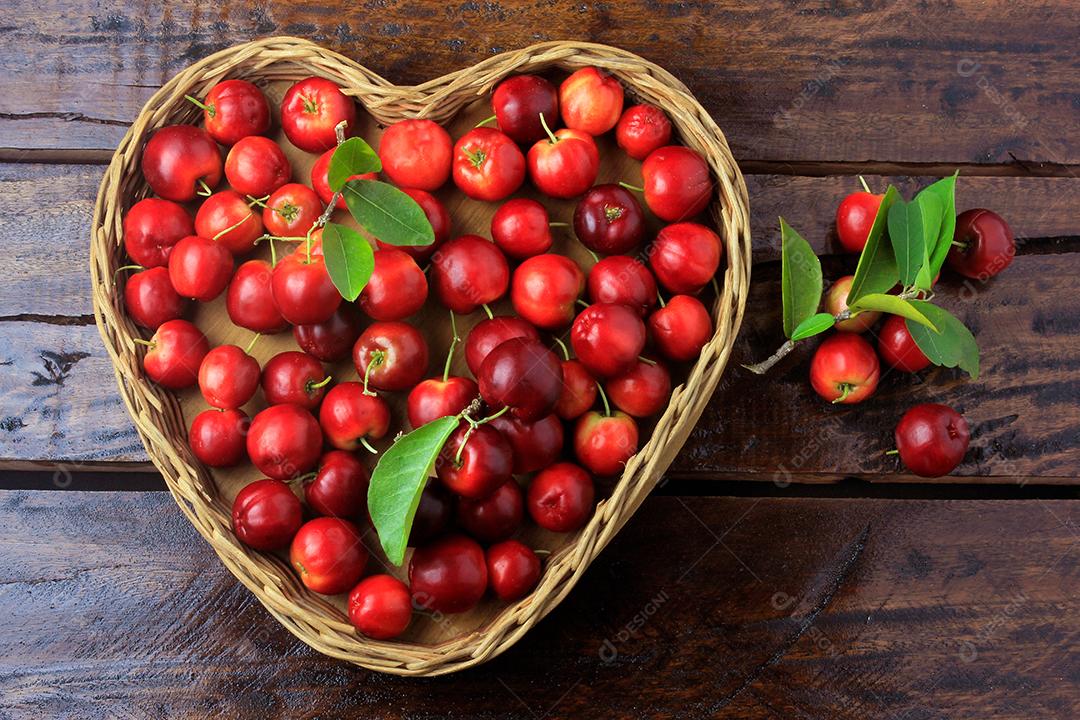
<box><xmin>779</xmin><ymin>172</ymin><xmax>979</xmax><ymax>378</ymax></box>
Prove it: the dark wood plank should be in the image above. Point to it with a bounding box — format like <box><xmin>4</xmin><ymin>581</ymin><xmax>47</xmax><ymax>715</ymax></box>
<box><xmin>1</xmin><ymin>1</ymin><xmax>1077</xmax><ymax>166</ymax></box>
<box><xmin>0</xmin><ymin>490</ymin><xmax>1075</xmax><ymax>718</ymax></box>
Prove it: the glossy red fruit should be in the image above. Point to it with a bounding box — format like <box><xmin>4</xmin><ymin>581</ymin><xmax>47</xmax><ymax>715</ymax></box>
<box><xmin>198</xmin><ymin>345</ymin><xmax>260</xmax><ymax>409</ymax></box>
<box><xmin>824</xmin><ymin>275</ymin><xmax>881</xmax><ymax>333</ymax></box>
<box><xmin>430</xmin><ymin>235</ymin><xmax>510</xmax><ymax>314</ymax></box>
<box><xmin>189</xmin><ymin>408</ymin><xmax>249</xmax><ymax>468</ymax></box>
<box><xmin>948</xmin><ymin>208</ymin><xmax>1016</xmax><ymax>280</ymax></box>
<box><xmin>573</xmin><ymin>184</ymin><xmax>646</xmax><ymax>255</ymax></box>
<box><xmin>587</xmin><ymin>256</ymin><xmax>657</xmax><ymax>316</ymax></box>
<box><xmin>409</xmin><ymin>535</ymin><xmax>488</xmax><ymax>614</ymax></box>
<box><xmin>489</xmin><ymin>413</ymin><xmax>564</xmax><ymax>474</ymax></box>
<box><xmin>290</xmin><ymin>517</ymin><xmax>368</xmax><ymax>595</ymax></box>
<box><xmin>895</xmin><ymin>404</ymin><xmax>970</xmax><ymax>477</ymax></box>
<box><xmin>437</xmin><ymin>424</ymin><xmax>513</xmax><ymax>499</ymax></box>
<box><xmin>280</xmin><ymin>77</ymin><xmax>357</xmax><ymax>153</ymax></box>
<box><xmin>527</xmin><ymin>462</ymin><xmax>595</xmax><ymax>532</ymax></box>
<box><xmin>878</xmin><ymin>315</ymin><xmax>931</xmax><ymax>373</ymax></box>
<box><xmin>452</xmin><ymin>128</ymin><xmax>525</xmax><ymax>202</ymax></box>
<box><xmin>490</xmin><ymin>198</ymin><xmax>553</xmax><ymax>259</ymax></box>
<box><xmin>141</xmin><ymin>125</ymin><xmax>222</xmax><ymax>202</ymax></box>
<box><xmin>487</xmin><ymin>540</ymin><xmax>541</xmax><ymax>601</ymax></box>
<box><xmin>246</xmin><ymin>404</ymin><xmax>323</xmax><ymax>480</ymax></box>
<box><xmin>641</xmin><ymin>146</ymin><xmax>712</xmax><ymax>222</ymax></box>
<box><xmin>810</xmin><ymin>333</ymin><xmax>880</xmax><ymax>404</ymax></box>
<box><xmin>559</xmin><ymin>67</ymin><xmax>624</xmax><ymax>136</ymax></box>
<box><xmin>124</xmin><ymin>267</ymin><xmax>187</xmax><ymax>330</ymax></box>
<box><xmin>456</xmin><ymin>480</ymin><xmax>524</xmax><ymax>543</ymax></box>
<box><xmin>478</xmin><ymin>338</ymin><xmax>563</xmax><ymax>421</ymax></box>
<box><xmin>376</xmin><ymin>188</ymin><xmax>451</xmax><ymax>263</ymax></box>
<box><xmin>649</xmin><ymin>295</ymin><xmax>712</xmax><ymax>362</ymax></box>
<box><xmin>227</xmin><ymin>260</ymin><xmax>288</xmax><ymax>334</ymax></box>
<box><xmin>607</xmin><ymin>358</ymin><xmax>670</xmax><ymax>418</ymax></box>
<box><xmin>407</xmin><ymin>376</ymin><xmax>479</xmax><ymax>429</ymax></box>
<box><xmin>835</xmin><ymin>191</ymin><xmax>883</xmax><ymax>253</ymax></box>
<box><xmin>293</xmin><ymin>304</ymin><xmax>364</xmax><ymax>362</ymax></box>
<box><xmin>555</xmin><ymin>359</ymin><xmax>597</xmax><ymax>420</ymax></box>
<box><xmin>271</xmin><ymin>252</ymin><xmax>341</xmax><ymax>325</ymax></box>
<box><xmin>319</xmin><ymin>382</ymin><xmax>391</xmax><ymax>452</ymax></box>
<box><xmin>123</xmin><ymin>198</ymin><xmax>194</xmax><ymax>268</ymax></box>
<box><xmin>650</xmin><ymin>222</ymin><xmax>722</xmax><ymax>294</ymax></box>
<box><xmin>359</xmin><ymin>248</ymin><xmax>428</xmax><ymax>321</ymax></box>
<box><xmin>195</xmin><ymin>190</ymin><xmax>264</xmax><ymax>255</ymax></box>
<box><xmin>492</xmin><ymin>74</ymin><xmax>559</xmax><ymax>144</ymax></box>
<box><xmin>574</xmin><ymin>411</ymin><xmax>639</xmax><ymax>476</ymax></box>
<box><xmin>232</xmin><ymin>479</ymin><xmax>303</xmax><ymax>551</ymax></box>
<box><xmin>353</xmin><ymin>321</ymin><xmax>430</xmax><ymax>392</ymax></box>
<box><xmin>379</xmin><ymin>119</ymin><xmax>453</xmax><ymax>191</ymax></box>
<box><xmin>307</xmin><ymin>450</ymin><xmax>369</xmax><ymax>519</ymax></box>
<box><xmin>261</xmin><ymin>351</ymin><xmax>329</xmax><ymax>409</ymax></box>
<box><xmin>348</xmin><ymin>575</ymin><xmax>412</xmax><ymax>639</ymax></box>
<box><xmin>167</xmin><ymin>235</ymin><xmax>233</xmax><ymax>302</ymax></box>
<box><xmin>224</xmin><ymin>136</ymin><xmax>291</xmax><ymax>199</ymax></box>
<box><xmin>616</xmin><ymin>104</ymin><xmax>672</xmax><ymax>160</ymax></box>
<box><xmin>527</xmin><ymin>127</ymin><xmax>599</xmax><ymax>199</ymax></box>
<box><xmin>511</xmin><ymin>254</ymin><xmax>585</xmax><ymax>330</ymax></box>
<box><xmin>142</xmin><ymin>319</ymin><xmax>209</xmax><ymax>389</ymax></box>
<box><xmin>311</xmin><ymin>147</ymin><xmax>376</xmax><ymax>209</ymax></box>
<box><xmin>409</xmin><ymin>482</ymin><xmax>455</xmax><ymax>546</ymax></box>
<box><xmin>571</xmin><ymin>303</ymin><xmax>646</xmax><ymax>378</ymax></box>
<box><xmin>464</xmin><ymin>316</ymin><xmax>539</xmax><ymax>378</ymax></box>
<box><xmin>263</xmin><ymin>183</ymin><xmax>323</xmax><ymax>238</ymax></box>
<box><xmin>198</xmin><ymin>79</ymin><xmax>270</xmax><ymax>146</ymax></box>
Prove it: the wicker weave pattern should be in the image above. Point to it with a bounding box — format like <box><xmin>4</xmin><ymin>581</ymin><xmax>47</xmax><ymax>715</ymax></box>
<box><xmin>90</xmin><ymin>37</ymin><xmax>751</xmax><ymax>676</ymax></box>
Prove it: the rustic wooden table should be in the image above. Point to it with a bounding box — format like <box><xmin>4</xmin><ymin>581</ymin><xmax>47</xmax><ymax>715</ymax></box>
<box><xmin>2</xmin><ymin>1</ymin><xmax>1078</xmax><ymax>717</ymax></box>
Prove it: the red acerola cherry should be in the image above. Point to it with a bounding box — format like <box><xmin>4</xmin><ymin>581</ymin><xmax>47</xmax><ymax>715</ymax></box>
<box><xmin>227</xmin><ymin>260</ymin><xmax>289</xmax><ymax>334</ymax></box>
<box><xmin>379</xmin><ymin>119</ymin><xmax>453</xmax><ymax>191</ymax></box>
<box><xmin>232</xmin><ymin>479</ymin><xmax>303</xmax><ymax>552</ymax></box>
<box><xmin>571</xmin><ymin>303</ymin><xmax>646</xmax><ymax>378</ymax></box>
<box><xmin>167</xmin><ymin>235</ymin><xmax>233</xmax><ymax>302</ymax></box>
<box><xmin>894</xmin><ymin>403</ymin><xmax>970</xmax><ymax>477</ymax></box>
<box><xmin>141</xmin><ymin>319</ymin><xmax>209</xmax><ymax>389</ymax></box>
<box><xmin>271</xmin><ymin>252</ymin><xmax>341</xmax><ymax>326</ymax></box>
<box><xmin>430</xmin><ymin>235</ymin><xmax>510</xmax><ymax>314</ymax></box>
<box><xmin>348</xmin><ymin>574</ymin><xmax>412</xmax><ymax>639</ymax></box>
<box><xmin>246</xmin><ymin>404</ymin><xmax>323</xmax><ymax>480</ymax></box>
<box><xmin>641</xmin><ymin>145</ymin><xmax>712</xmax><ymax>222</ymax></box>
<box><xmin>574</xmin><ymin>410</ymin><xmax>639</xmax><ymax>476</ymax></box>
<box><xmin>195</xmin><ymin>190</ymin><xmax>264</xmax><ymax>255</ymax></box>
<box><xmin>573</xmin><ymin>184</ymin><xmax>645</xmax><ymax>255</ymax></box>
<box><xmin>358</xmin><ymin>248</ymin><xmax>428</xmax><ymax>321</ymax></box>
<box><xmin>464</xmin><ymin>316</ymin><xmax>539</xmax><ymax>378</ymax></box>
<box><xmin>948</xmin><ymin>208</ymin><xmax>1016</xmax><ymax>280</ymax></box>
<box><xmin>198</xmin><ymin>79</ymin><xmax>270</xmax><ymax>146</ymax></box>
<box><xmin>478</xmin><ymin>338</ymin><xmax>563</xmax><ymax>421</ymax></box>
<box><xmin>407</xmin><ymin>376</ymin><xmax>479</xmax><ymax>429</ymax></box>
<box><xmin>293</xmin><ymin>304</ymin><xmax>364</xmax><ymax>362</ymax></box>
<box><xmin>489</xmin><ymin>412</ymin><xmax>564</xmax><ymax>474</ymax></box>
<box><xmin>141</xmin><ymin>125</ymin><xmax>222</xmax><ymax>202</ymax></box>
<box><xmin>487</xmin><ymin>540</ymin><xmax>541</xmax><ymax>601</ymax></box>
<box><xmin>878</xmin><ymin>315</ymin><xmax>931</xmax><ymax>373</ymax></box>
<box><xmin>280</xmin><ymin>77</ymin><xmax>357</xmax><ymax>153</ymax></box>
<box><xmin>409</xmin><ymin>534</ymin><xmax>488</xmax><ymax>614</ymax></box>
<box><xmin>559</xmin><ymin>67</ymin><xmax>624</xmax><ymax>136</ymax></box>
<box><xmin>409</xmin><ymin>482</ymin><xmax>455</xmax><ymax>546</ymax></box>
<box><xmin>376</xmin><ymin>188</ymin><xmax>451</xmax><ymax>263</ymax></box>
<box><xmin>511</xmin><ymin>254</ymin><xmax>585</xmax><ymax>330</ymax></box>
<box><xmin>456</xmin><ymin>479</ymin><xmax>524</xmax><ymax>543</ymax></box>
<box><xmin>189</xmin><ymin>408</ymin><xmax>249</xmax><ymax>468</ymax></box>
<box><xmin>809</xmin><ymin>333</ymin><xmax>880</xmax><ymax>404</ymax></box>
<box><xmin>555</xmin><ymin>359</ymin><xmax>597</xmax><ymax>421</ymax></box>
<box><xmin>492</xmin><ymin>74</ymin><xmax>559</xmax><ymax>144</ymax></box>
<box><xmin>261</xmin><ymin>351</ymin><xmax>329</xmax><ymax>409</ymax></box>
<box><xmin>606</xmin><ymin>358</ymin><xmax>671</xmax><ymax>418</ymax></box>
<box><xmin>835</xmin><ymin>191</ymin><xmax>883</xmax><ymax>254</ymax></box>
<box><xmin>437</xmin><ymin>424</ymin><xmax>513</xmax><ymax>499</ymax></box>
<box><xmin>824</xmin><ymin>275</ymin><xmax>881</xmax><ymax>333</ymax></box>
<box><xmin>616</xmin><ymin>104</ymin><xmax>672</xmax><ymax>160</ymax></box>
<box><xmin>311</xmin><ymin>147</ymin><xmax>376</xmax><ymax>209</ymax></box>
<box><xmin>290</xmin><ymin>517</ymin><xmax>368</xmax><ymax>595</ymax></box>
<box><xmin>124</xmin><ymin>267</ymin><xmax>187</xmax><ymax>330</ymax></box>
<box><xmin>452</xmin><ymin>128</ymin><xmax>526</xmax><ymax>202</ymax></box>
<box><xmin>224</xmin><ymin>136</ymin><xmax>291</xmax><ymax>199</ymax></box>
<box><xmin>490</xmin><ymin>198</ymin><xmax>554</xmax><ymax>259</ymax></box>
<box><xmin>353</xmin><ymin>321</ymin><xmax>430</xmax><ymax>392</ymax></box>
<box><xmin>198</xmin><ymin>344</ymin><xmax>260</xmax><ymax>410</ymax></box>
<box><xmin>649</xmin><ymin>295</ymin><xmax>713</xmax><ymax>362</ymax></box>
<box><xmin>528</xmin><ymin>126</ymin><xmax>599</xmax><ymax>199</ymax></box>
<box><xmin>587</xmin><ymin>256</ymin><xmax>657</xmax><ymax>316</ymax></box>
<box><xmin>123</xmin><ymin>198</ymin><xmax>193</xmax><ymax>268</ymax></box>
<box><xmin>318</xmin><ymin>382</ymin><xmax>391</xmax><ymax>452</ymax></box>
<box><xmin>263</xmin><ymin>183</ymin><xmax>323</xmax><ymax>238</ymax></box>
<box><xmin>650</xmin><ymin>222</ymin><xmax>722</xmax><ymax>294</ymax></box>
<box><xmin>527</xmin><ymin>462</ymin><xmax>595</xmax><ymax>532</ymax></box>
<box><xmin>306</xmin><ymin>450</ymin><xmax>370</xmax><ymax>519</ymax></box>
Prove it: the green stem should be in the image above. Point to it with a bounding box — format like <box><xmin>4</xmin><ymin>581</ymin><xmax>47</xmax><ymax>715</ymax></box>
<box><xmin>548</xmin><ymin>221</ymin><xmax>569</xmax><ymax>228</ymax></box>
<box><xmin>859</xmin><ymin>175</ymin><xmax>872</xmax><ymax>194</ymax></box>
<box><xmin>307</xmin><ymin>374</ymin><xmax>332</xmax><ymax>391</ymax></box>
<box><xmin>596</xmin><ymin>381</ymin><xmax>611</xmax><ymax>417</ymax></box>
<box><xmin>247</xmin><ymin>194</ymin><xmax>270</xmax><ymax>208</ymax></box>
<box><xmin>475</xmin><ymin>405</ymin><xmax>510</xmax><ymax>425</ymax></box>
<box><xmin>832</xmin><ymin>384</ymin><xmax>854</xmax><ymax>404</ymax></box>
<box><xmin>213</xmin><ymin>214</ymin><xmax>254</xmax><ymax>242</ymax></box>
<box><xmin>196</xmin><ymin>179</ymin><xmax>213</xmax><ymax>197</ymax></box>
<box><xmin>454</xmin><ymin>425</ymin><xmax>475</xmax><ymax>465</ymax></box>
<box><xmin>184</xmin><ymin>94</ymin><xmax>214</xmax><ymax>116</ymax></box>
<box><xmin>360</xmin><ymin>437</ymin><xmax>378</xmax><ymax>454</ymax></box>
<box><xmin>657</xmin><ymin>291</ymin><xmax>667</xmax><ymax>308</ymax></box>
<box><xmin>575</xmin><ymin>299</ymin><xmax>590</xmax><ymax>309</ymax></box>
<box><xmin>363</xmin><ymin>351</ymin><xmax>385</xmax><ymax>396</ymax></box>
<box><xmin>475</xmin><ymin>114</ymin><xmax>497</xmax><ymax>128</ymax></box>
<box><xmin>619</xmin><ymin>181</ymin><xmax>644</xmax><ymax>193</ymax></box>
<box><xmin>443</xmin><ymin>311</ymin><xmax>460</xmax><ymax>382</ymax></box>
<box><xmin>113</xmin><ymin>264</ymin><xmax>144</xmax><ymax>282</ymax></box>
<box><xmin>637</xmin><ymin>355</ymin><xmax>657</xmax><ymax>366</ymax></box>
<box><xmin>481</xmin><ymin>303</ymin><xmax>494</xmax><ymax>320</ymax></box>
<box><xmin>539</xmin><ymin>111</ymin><xmax>559</xmax><ymax>144</ymax></box>
<box><xmin>244</xmin><ymin>333</ymin><xmax>261</xmax><ymax>355</ymax></box>
<box><xmin>742</xmin><ymin>339</ymin><xmax>795</xmax><ymax>375</ymax></box>
<box><xmin>552</xmin><ymin>336</ymin><xmax>571</xmax><ymax>362</ymax></box>
<box><xmin>132</xmin><ymin>338</ymin><xmax>155</xmax><ymax>348</ymax></box>
<box><xmin>884</xmin><ymin>449</ymin><xmax>900</xmax><ymax>456</ymax></box>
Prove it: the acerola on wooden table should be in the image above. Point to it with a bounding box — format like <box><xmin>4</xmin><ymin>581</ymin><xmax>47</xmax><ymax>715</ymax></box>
<box><xmin>606</xmin><ymin>358</ymin><xmax>671</xmax><ymax>418</ymax></box>
<box><xmin>948</xmin><ymin>208</ymin><xmax>1016</xmax><ymax>280</ymax></box>
<box><xmin>555</xmin><ymin>359</ymin><xmax>597</xmax><ymax>421</ymax></box>
<box><xmin>527</xmin><ymin>125</ymin><xmax>599</xmax><ymax>199</ymax></box>
<box><xmin>358</xmin><ymin>248</ymin><xmax>429</xmax><ymax>322</ymax></box>
<box><xmin>262</xmin><ymin>183</ymin><xmax>323</xmax><ymax>238</ymax></box>
<box><xmin>490</xmin><ymin>198</ymin><xmax>554</xmax><ymax>259</ymax></box>
<box><xmin>877</xmin><ymin>315</ymin><xmax>931</xmax><ymax>372</ymax></box>
<box><xmin>293</xmin><ymin>304</ymin><xmax>364</xmax><ymax>362</ymax></box>
<box><xmin>574</xmin><ymin>409</ymin><xmax>639</xmax><ymax>477</ymax></box>
<box><xmin>464</xmin><ymin>316</ymin><xmax>539</xmax><ymax>378</ymax></box>
<box><xmin>571</xmin><ymin>303</ymin><xmax>646</xmax><ymax>378</ymax></box>
<box><xmin>271</xmin><ymin>253</ymin><xmax>341</xmax><ymax>326</ymax></box>
<box><xmin>894</xmin><ymin>403</ymin><xmax>970</xmax><ymax>477</ymax></box>
<box><xmin>407</xmin><ymin>376</ymin><xmax>479</xmax><ymax>429</ymax></box>
<box><xmin>809</xmin><ymin>333</ymin><xmax>880</xmax><ymax>404</ymax></box>
<box><xmin>835</xmin><ymin>190</ymin><xmax>883</xmax><ymax>254</ymax></box>
<box><xmin>649</xmin><ymin>222</ymin><xmax>722</xmax><ymax>295</ymax></box>
<box><xmin>478</xmin><ymin>338</ymin><xmax>563</xmax><ymax>421</ymax></box>
<box><xmin>489</xmin><ymin>412</ymin><xmax>564</xmax><ymax>474</ymax></box>
<box><xmin>824</xmin><ymin>275</ymin><xmax>881</xmax><ymax>333</ymax></box>
<box><xmin>587</xmin><ymin>256</ymin><xmax>657</xmax><ymax>317</ymax></box>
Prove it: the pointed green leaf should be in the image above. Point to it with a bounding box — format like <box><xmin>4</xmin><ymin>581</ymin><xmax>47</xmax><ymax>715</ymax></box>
<box><xmin>847</xmin><ymin>293</ymin><xmax>938</xmax><ymax>331</ymax></box>
<box><xmin>905</xmin><ymin>301</ymin><xmax>980</xmax><ymax>379</ymax></box>
<box><xmin>328</xmin><ymin>137</ymin><xmax>381</xmax><ymax>191</ymax></box>
<box><xmin>913</xmin><ymin>190</ymin><xmax>943</xmax><ymax>290</ymax></box>
<box><xmin>888</xmin><ymin>198</ymin><xmax>927</xmax><ymax>287</ymax></box>
<box><xmin>790</xmin><ymin>312</ymin><xmax>836</xmax><ymax>341</ymax></box>
<box><xmin>921</xmin><ymin>172</ymin><xmax>959</xmax><ymax>280</ymax></box>
<box><xmin>847</xmin><ymin>185</ymin><xmax>900</xmax><ymax>305</ymax></box>
<box><xmin>780</xmin><ymin>218</ymin><xmax>823</xmax><ymax>339</ymax></box>
<box><xmin>343</xmin><ymin>179</ymin><xmax>435</xmax><ymax>247</ymax></box>
<box><xmin>321</xmin><ymin>222</ymin><xmax>374</xmax><ymax>301</ymax></box>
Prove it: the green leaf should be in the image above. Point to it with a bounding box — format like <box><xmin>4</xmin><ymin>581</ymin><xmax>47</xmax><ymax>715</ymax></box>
<box><xmin>779</xmin><ymin>218</ymin><xmax>823</xmax><ymax>339</ymax></box>
<box><xmin>343</xmin><ymin>179</ymin><xmax>435</xmax><ymax>247</ymax></box>
<box><xmin>328</xmin><ymin>137</ymin><xmax>381</xmax><ymax>191</ymax></box>
<box><xmin>790</xmin><ymin>312</ymin><xmax>836</xmax><ymax>341</ymax></box>
<box><xmin>921</xmin><ymin>172</ymin><xmax>959</xmax><ymax>281</ymax></box>
<box><xmin>848</xmin><ymin>293</ymin><xmax>938</xmax><ymax>331</ymax></box>
<box><xmin>368</xmin><ymin>416</ymin><xmax>460</xmax><ymax>566</ymax></box>
<box><xmin>847</xmin><ymin>185</ymin><xmax>900</xmax><ymax>305</ymax></box>
<box><xmin>913</xmin><ymin>191</ymin><xmax>944</xmax><ymax>290</ymax></box>
<box><xmin>321</xmin><ymin>222</ymin><xmax>374</xmax><ymax>301</ymax></box>
<box><xmin>905</xmin><ymin>301</ymin><xmax>980</xmax><ymax>379</ymax></box>
<box><xmin>887</xmin><ymin>198</ymin><xmax>926</xmax><ymax>287</ymax></box>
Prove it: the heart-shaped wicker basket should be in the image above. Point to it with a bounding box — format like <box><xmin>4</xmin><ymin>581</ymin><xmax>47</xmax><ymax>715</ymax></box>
<box><xmin>90</xmin><ymin>37</ymin><xmax>750</xmax><ymax>675</ymax></box>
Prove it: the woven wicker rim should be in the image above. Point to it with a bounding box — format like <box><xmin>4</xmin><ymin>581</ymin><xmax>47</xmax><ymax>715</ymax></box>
<box><xmin>90</xmin><ymin>37</ymin><xmax>751</xmax><ymax>676</ymax></box>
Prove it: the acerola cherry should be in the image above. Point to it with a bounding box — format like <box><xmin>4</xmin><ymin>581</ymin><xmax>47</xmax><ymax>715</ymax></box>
<box><xmin>407</xmin><ymin>376</ymin><xmax>479</xmax><ymax>429</ymax></box>
<box><xmin>348</xmin><ymin>575</ymin><xmax>412</xmax><ymax>639</ymax></box>
<box><xmin>487</xmin><ymin>540</ymin><xmax>541</xmax><ymax>601</ymax></box>
<box><xmin>511</xmin><ymin>254</ymin><xmax>585</xmax><ymax>330</ymax></box>
<box><xmin>293</xmin><ymin>304</ymin><xmax>363</xmax><ymax>362</ymax></box>
<box><xmin>124</xmin><ymin>267</ymin><xmax>187</xmax><ymax>330</ymax></box>
<box><xmin>878</xmin><ymin>315</ymin><xmax>931</xmax><ymax>373</ymax></box>
<box><xmin>824</xmin><ymin>275</ymin><xmax>880</xmax><ymax>333</ymax></box>
<box><xmin>437</xmin><ymin>424</ymin><xmax>513</xmax><ymax>499</ymax></box>
<box><xmin>232</xmin><ymin>479</ymin><xmax>303</xmax><ymax>551</ymax></box>
<box><xmin>835</xmin><ymin>191</ymin><xmax>883</xmax><ymax>254</ymax></box>
<box><xmin>189</xmin><ymin>408</ymin><xmax>249</xmax><ymax>468</ymax></box>
<box><xmin>224</xmin><ymin>136</ymin><xmax>291</xmax><ymax>199</ymax></box>
<box><xmin>606</xmin><ymin>358</ymin><xmax>670</xmax><ymax>418</ymax></box>
<box><xmin>492</xmin><ymin>74</ymin><xmax>559</xmax><ymax>144</ymax></box>
<box><xmin>649</xmin><ymin>295</ymin><xmax>712</xmax><ymax>362</ymax></box>
<box><xmin>571</xmin><ymin>303</ymin><xmax>646</xmax><ymax>378</ymax></box>
<box><xmin>290</xmin><ymin>517</ymin><xmax>368</xmax><ymax>595</ymax></box>
<box><xmin>894</xmin><ymin>403</ymin><xmax>970</xmax><ymax>477</ymax></box>
<box><xmin>306</xmin><ymin>450</ymin><xmax>369</xmax><ymax>519</ymax></box>
<box><xmin>641</xmin><ymin>145</ymin><xmax>712</xmax><ymax>222</ymax></box>
<box><xmin>227</xmin><ymin>260</ymin><xmax>289</xmax><ymax>334</ymax></box>
<box><xmin>457</xmin><ymin>479</ymin><xmax>524</xmax><ymax>543</ymax></box>
<box><xmin>464</xmin><ymin>316</ymin><xmax>539</xmax><ymax>377</ymax></box>
<box><xmin>263</xmin><ymin>183</ymin><xmax>323</xmax><ymax>238</ymax></box>
<box><xmin>319</xmin><ymin>382</ymin><xmax>391</xmax><ymax>452</ymax></box>
<box><xmin>353</xmin><ymin>321</ymin><xmax>430</xmax><ymax>392</ymax></box>
<box><xmin>376</xmin><ymin>188</ymin><xmax>451</xmax><ymax>263</ymax></box>
<box><xmin>616</xmin><ymin>104</ymin><xmax>672</xmax><ymax>160</ymax></box>
<box><xmin>948</xmin><ymin>208</ymin><xmax>1016</xmax><ymax>280</ymax></box>
<box><xmin>527</xmin><ymin>462</ymin><xmax>595</xmax><ymax>532</ymax></box>
<box><xmin>409</xmin><ymin>534</ymin><xmax>488</xmax><ymax>614</ymax></box>
<box><xmin>358</xmin><ymin>248</ymin><xmax>428</xmax><ymax>321</ymax></box>
<box><xmin>430</xmin><ymin>235</ymin><xmax>510</xmax><ymax>314</ymax></box>
<box><xmin>574</xmin><ymin>410</ymin><xmax>639</xmax><ymax>476</ymax></box>
<box><xmin>141</xmin><ymin>319</ymin><xmax>209</xmax><ymax>389</ymax></box>
<box><xmin>587</xmin><ymin>256</ymin><xmax>657</xmax><ymax>316</ymax></box>
<box><xmin>167</xmin><ymin>235</ymin><xmax>233</xmax><ymax>302</ymax></box>
<box><xmin>559</xmin><ymin>67</ymin><xmax>624</xmax><ymax>135</ymax></box>
<box><xmin>409</xmin><ymin>482</ymin><xmax>455</xmax><ymax>546</ymax></box>
<box><xmin>195</xmin><ymin>190</ymin><xmax>264</xmax><ymax>255</ymax></box>
<box><xmin>452</xmin><ymin>128</ymin><xmax>525</xmax><ymax>202</ymax></box>
<box><xmin>141</xmin><ymin>125</ymin><xmax>222</xmax><ymax>202</ymax></box>
<box><xmin>311</xmin><ymin>147</ymin><xmax>376</xmax><ymax>209</ymax></box>
<box><xmin>478</xmin><ymin>338</ymin><xmax>563</xmax><ymax>421</ymax></box>
<box><xmin>489</xmin><ymin>412</ymin><xmax>564</xmax><ymax>474</ymax></box>
<box><xmin>246</xmin><ymin>404</ymin><xmax>323</xmax><ymax>480</ymax></box>
<box><xmin>527</xmin><ymin>125</ymin><xmax>599</xmax><ymax>199</ymax></box>
<box><xmin>197</xmin><ymin>79</ymin><xmax>270</xmax><ymax>146</ymax></box>
<box><xmin>198</xmin><ymin>345</ymin><xmax>260</xmax><ymax>410</ymax></box>
<box><xmin>490</xmin><ymin>198</ymin><xmax>553</xmax><ymax>259</ymax></box>
<box><xmin>379</xmin><ymin>119</ymin><xmax>453</xmax><ymax>191</ymax></box>
<box><xmin>650</xmin><ymin>222</ymin><xmax>722</xmax><ymax>295</ymax></box>
<box><xmin>262</xmin><ymin>351</ymin><xmax>329</xmax><ymax>409</ymax></box>
<box><xmin>271</xmin><ymin>252</ymin><xmax>341</xmax><ymax>325</ymax></box>
<box><xmin>123</xmin><ymin>198</ymin><xmax>193</xmax><ymax>268</ymax></box>
<box><xmin>809</xmin><ymin>333</ymin><xmax>880</xmax><ymax>404</ymax></box>
<box><xmin>280</xmin><ymin>77</ymin><xmax>357</xmax><ymax>153</ymax></box>
<box><xmin>555</xmin><ymin>359</ymin><xmax>597</xmax><ymax>420</ymax></box>
<box><xmin>573</xmin><ymin>184</ymin><xmax>646</xmax><ymax>255</ymax></box>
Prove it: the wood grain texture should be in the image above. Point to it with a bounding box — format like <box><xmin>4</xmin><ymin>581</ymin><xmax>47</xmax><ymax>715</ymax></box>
<box><xmin>0</xmin><ymin>490</ymin><xmax>1075</xmax><ymax>718</ymax></box>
